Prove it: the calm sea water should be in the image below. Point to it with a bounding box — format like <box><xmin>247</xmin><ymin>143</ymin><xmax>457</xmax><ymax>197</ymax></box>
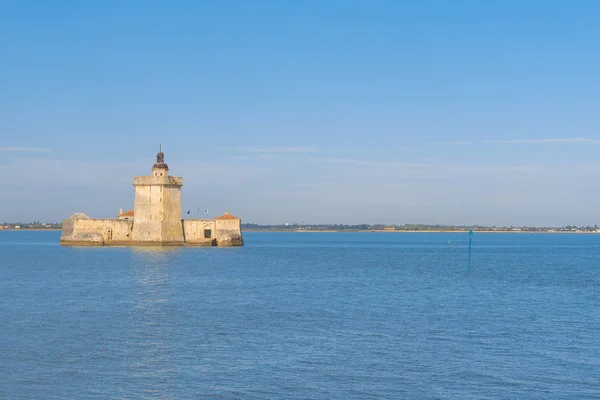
<box><xmin>1</xmin><ymin>231</ymin><xmax>599</xmax><ymax>399</ymax></box>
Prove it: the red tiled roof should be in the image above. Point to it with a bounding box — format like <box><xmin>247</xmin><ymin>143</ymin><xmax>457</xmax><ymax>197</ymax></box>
<box><xmin>119</xmin><ymin>209</ymin><xmax>134</xmax><ymax>217</ymax></box>
<box><xmin>215</xmin><ymin>212</ymin><xmax>240</xmax><ymax>220</ymax></box>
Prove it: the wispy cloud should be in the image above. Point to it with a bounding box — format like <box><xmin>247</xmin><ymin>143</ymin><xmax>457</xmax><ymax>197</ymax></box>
<box><xmin>214</xmin><ymin>146</ymin><xmax>317</xmax><ymax>153</ymax></box>
<box><xmin>430</xmin><ymin>140</ymin><xmax>473</xmax><ymax>146</ymax></box>
<box><xmin>483</xmin><ymin>138</ymin><xmax>600</xmax><ymax>144</ymax></box>
<box><xmin>309</xmin><ymin>157</ymin><xmax>431</xmax><ymax>169</ymax></box>
<box><xmin>431</xmin><ymin>138</ymin><xmax>600</xmax><ymax>146</ymax></box>
<box><xmin>0</xmin><ymin>146</ymin><xmax>50</xmax><ymax>152</ymax></box>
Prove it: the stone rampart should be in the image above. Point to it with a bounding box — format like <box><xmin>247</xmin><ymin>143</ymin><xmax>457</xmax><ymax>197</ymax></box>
<box><xmin>183</xmin><ymin>219</ymin><xmax>217</xmax><ymax>246</ymax></box>
<box><xmin>60</xmin><ymin>214</ymin><xmax>133</xmax><ymax>246</ymax></box>
<box><xmin>60</xmin><ymin>215</ymin><xmax>243</xmax><ymax>247</ymax></box>
<box><xmin>215</xmin><ymin>219</ymin><xmax>244</xmax><ymax>247</ymax></box>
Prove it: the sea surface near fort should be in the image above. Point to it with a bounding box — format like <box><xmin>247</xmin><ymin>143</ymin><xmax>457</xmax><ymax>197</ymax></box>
<box><xmin>1</xmin><ymin>231</ymin><xmax>599</xmax><ymax>399</ymax></box>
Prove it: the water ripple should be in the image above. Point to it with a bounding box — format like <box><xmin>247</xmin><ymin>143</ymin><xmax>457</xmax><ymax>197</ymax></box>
<box><xmin>1</xmin><ymin>231</ymin><xmax>599</xmax><ymax>399</ymax></box>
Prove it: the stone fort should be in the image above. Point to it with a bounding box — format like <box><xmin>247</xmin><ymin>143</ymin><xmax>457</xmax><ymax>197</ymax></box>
<box><xmin>60</xmin><ymin>148</ymin><xmax>244</xmax><ymax>247</ymax></box>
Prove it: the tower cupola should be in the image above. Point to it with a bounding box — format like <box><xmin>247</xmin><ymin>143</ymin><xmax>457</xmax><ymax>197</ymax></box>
<box><xmin>152</xmin><ymin>145</ymin><xmax>169</xmax><ymax>172</ymax></box>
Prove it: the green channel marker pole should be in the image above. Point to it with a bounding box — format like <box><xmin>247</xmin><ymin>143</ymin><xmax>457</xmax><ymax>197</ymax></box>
<box><xmin>468</xmin><ymin>229</ymin><xmax>473</xmax><ymax>271</ymax></box>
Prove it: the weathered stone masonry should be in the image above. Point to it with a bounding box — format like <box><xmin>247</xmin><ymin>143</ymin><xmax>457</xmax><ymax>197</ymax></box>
<box><xmin>60</xmin><ymin>149</ymin><xmax>243</xmax><ymax>247</ymax></box>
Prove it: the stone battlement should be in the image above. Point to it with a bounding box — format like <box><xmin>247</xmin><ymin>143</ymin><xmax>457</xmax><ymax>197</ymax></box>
<box><xmin>133</xmin><ymin>176</ymin><xmax>183</xmax><ymax>186</ymax></box>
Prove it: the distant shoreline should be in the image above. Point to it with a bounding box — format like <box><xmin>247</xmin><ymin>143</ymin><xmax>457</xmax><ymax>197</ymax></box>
<box><xmin>2</xmin><ymin>228</ymin><xmax>598</xmax><ymax>234</ymax></box>
<box><xmin>0</xmin><ymin>228</ymin><xmax>61</xmax><ymax>231</ymax></box>
<box><xmin>243</xmin><ymin>229</ymin><xmax>599</xmax><ymax>234</ymax></box>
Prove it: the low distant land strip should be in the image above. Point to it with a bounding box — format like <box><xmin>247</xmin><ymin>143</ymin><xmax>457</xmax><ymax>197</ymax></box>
<box><xmin>1</xmin><ymin>223</ymin><xmax>61</xmax><ymax>230</ymax></box>
<box><xmin>242</xmin><ymin>224</ymin><xmax>600</xmax><ymax>233</ymax></box>
<box><xmin>2</xmin><ymin>222</ymin><xmax>599</xmax><ymax>233</ymax></box>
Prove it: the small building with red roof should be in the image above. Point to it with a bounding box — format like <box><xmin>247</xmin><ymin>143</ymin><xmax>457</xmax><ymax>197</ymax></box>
<box><xmin>118</xmin><ymin>209</ymin><xmax>135</xmax><ymax>220</ymax></box>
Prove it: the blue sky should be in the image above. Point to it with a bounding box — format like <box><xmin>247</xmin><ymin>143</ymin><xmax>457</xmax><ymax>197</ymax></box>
<box><xmin>2</xmin><ymin>0</ymin><xmax>600</xmax><ymax>225</ymax></box>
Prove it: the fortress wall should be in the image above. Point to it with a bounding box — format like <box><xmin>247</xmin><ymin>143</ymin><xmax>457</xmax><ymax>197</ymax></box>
<box><xmin>215</xmin><ymin>219</ymin><xmax>244</xmax><ymax>247</ymax></box>
<box><xmin>131</xmin><ymin>185</ymin><xmax>162</xmax><ymax>242</ymax></box>
<box><xmin>161</xmin><ymin>186</ymin><xmax>184</xmax><ymax>243</ymax></box>
<box><xmin>183</xmin><ymin>220</ymin><xmax>216</xmax><ymax>246</ymax></box>
<box><xmin>60</xmin><ymin>219</ymin><xmax>133</xmax><ymax>246</ymax></box>
<box><xmin>60</xmin><ymin>216</ymin><xmax>244</xmax><ymax>247</ymax></box>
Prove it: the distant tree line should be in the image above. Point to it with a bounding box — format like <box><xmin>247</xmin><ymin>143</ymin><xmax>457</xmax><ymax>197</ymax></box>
<box><xmin>1</xmin><ymin>221</ymin><xmax>62</xmax><ymax>229</ymax></box>
<box><xmin>241</xmin><ymin>223</ymin><xmax>600</xmax><ymax>232</ymax></box>
<box><xmin>2</xmin><ymin>221</ymin><xmax>599</xmax><ymax>232</ymax></box>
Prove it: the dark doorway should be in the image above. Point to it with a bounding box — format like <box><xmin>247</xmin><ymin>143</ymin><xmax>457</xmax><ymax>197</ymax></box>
<box><xmin>204</xmin><ymin>229</ymin><xmax>211</xmax><ymax>239</ymax></box>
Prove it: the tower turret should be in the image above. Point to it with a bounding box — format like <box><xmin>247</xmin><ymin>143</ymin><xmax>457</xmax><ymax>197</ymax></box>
<box><xmin>152</xmin><ymin>145</ymin><xmax>169</xmax><ymax>177</ymax></box>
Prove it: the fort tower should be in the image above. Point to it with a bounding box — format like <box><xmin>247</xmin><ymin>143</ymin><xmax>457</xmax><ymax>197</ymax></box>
<box><xmin>131</xmin><ymin>147</ymin><xmax>185</xmax><ymax>244</ymax></box>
